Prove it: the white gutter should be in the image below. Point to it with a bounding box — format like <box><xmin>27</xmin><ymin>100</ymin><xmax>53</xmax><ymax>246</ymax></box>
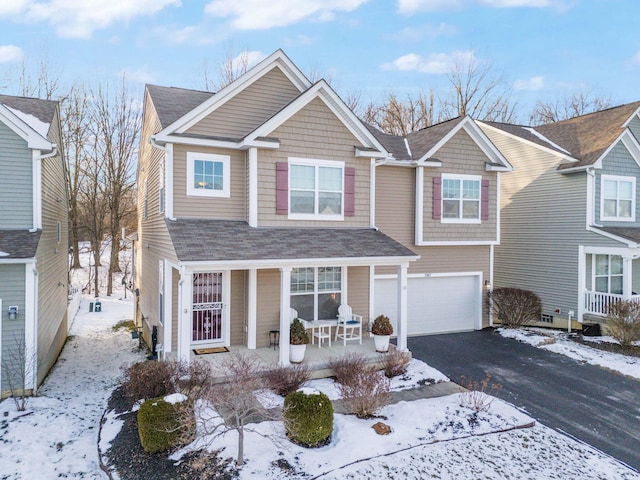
<box><xmin>32</xmin><ymin>146</ymin><xmax>58</xmax><ymax>231</ymax></box>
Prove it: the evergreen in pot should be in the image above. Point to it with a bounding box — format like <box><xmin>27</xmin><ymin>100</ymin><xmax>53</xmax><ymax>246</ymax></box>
<box><xmin>371</xmin><ymin>315</ymin><xmax>393</xmax><ymax>352</ymax></box>
<box><xmin>289</xmin><ymin>318</ymin><xmax>309</xmax><ymax>363</ymax></box>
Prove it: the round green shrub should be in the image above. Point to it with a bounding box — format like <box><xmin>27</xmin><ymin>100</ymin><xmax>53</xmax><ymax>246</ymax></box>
<box><xmin>283</xmin><ymin>389</ymin><xmax>333</xmax><ymax>448</ymax></box>
<box><xmin>137</xmin><ymin>396</ymin><xmax>191</xmax><ymax>453</ymax></box>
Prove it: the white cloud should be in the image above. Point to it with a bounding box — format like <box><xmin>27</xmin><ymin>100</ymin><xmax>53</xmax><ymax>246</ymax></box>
<box><xmin>397</xmin><ymin>0</ymin><xmax>462</xmax><ymax>13</ymax></box>
<box><xmin>205</xmin><ymin>0</ymin><xmax>368</xmax><ymax>30</ymax></box>
<box><xmin>397</xmin><ymin>0</ymin><xmax>567</xmax><ymax>13</ymax></box>
<box><xmin>22</xmin><ymin>0</ymin><xmax>181</xmax><ymax>39</ymax></box>
<box><xmin>0</xmin><ymin>44</ymin><xmax>23</xmax><ymax>63</ymax></box>
<box><xmin>0</xmin><ymin>0</ymin><xmax>30</xmax><ymax>16</ymax></box>
<box><xmin>513</xmin><ymin>75</ymin><xmax>545</xmax><ymax>91</ymax></box>
<box><xmin>381</xmin><ymin>50</ymin><xmax>476</xmax><ymax>75</ymax></box>
<box><xmin>482</xmin><ymin>0</ymin><xmax>551</xmax><ymax>6</ymax></box>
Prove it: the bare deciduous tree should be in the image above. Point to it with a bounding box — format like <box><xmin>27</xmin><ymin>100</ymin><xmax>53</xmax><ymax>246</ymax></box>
<box><xmin>203</xmin><ymin>45</ymin><xmax>255</xmax><ymax>92</ymax></box>
<box><xmin>3</xmin><ymin>50</ymin><xmax>62</xmax><ymax>100</ymax></box>
<box><xmin>362</xmin><ymin>90</ymin><xmax>436</xmax><ymax>136</ymax></box>
<box><xmin>529</xmin><ymin>90</ymin><xmax>612</xmax><ymax>125</ymax></box>
<box><xmin>2</xmin><ymin>334</ymin><xmax>37</xmax><ymax>411</ymax></box>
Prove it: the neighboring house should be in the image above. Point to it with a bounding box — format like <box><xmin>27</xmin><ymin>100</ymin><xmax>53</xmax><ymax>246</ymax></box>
<box><xmin>370</xmin><ymin>117</ymin><xmax>512</xmax><ymax>335</ymax></box>
<box><xmin>0</xmin><ymin>94</ymin><xmax>68</xmax><ymax>396</ymax></box>
<box><xmin>134</xmin><ymin>50</ymin><xmax>512</xmax><ymax>365</ymax></box>
<box><xmin>479</xmin><ymin>102</ymin><xmax>640</xmax><ymax>330</ymax></box>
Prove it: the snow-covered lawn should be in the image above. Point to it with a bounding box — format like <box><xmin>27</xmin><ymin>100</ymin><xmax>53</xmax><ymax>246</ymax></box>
<box><xmin>498</xmin><ymin>328</ymin><xmax>640</xmax><ymax>380</ymax></box>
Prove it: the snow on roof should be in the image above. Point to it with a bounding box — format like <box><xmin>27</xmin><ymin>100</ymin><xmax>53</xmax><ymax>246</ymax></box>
<box><xmin>4</xmin><ymin>104</ymin><xmax>51</xmax><ymax>138</ymax></box>
<box><xmin>523</xmin><ymin>126</ymin><xmax>571</xmax><ymax>155</ymax></box>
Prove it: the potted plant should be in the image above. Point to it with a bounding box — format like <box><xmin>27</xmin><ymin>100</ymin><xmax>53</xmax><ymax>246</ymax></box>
<box><xmin>289</xmin><ymin>318</ymin><xmax>309</xmax><ymax>363</ymax></box>
<box><xmin>371</xmin><ymin>315</ymin><xmax>393</xmax><ymax>352</ymax></box>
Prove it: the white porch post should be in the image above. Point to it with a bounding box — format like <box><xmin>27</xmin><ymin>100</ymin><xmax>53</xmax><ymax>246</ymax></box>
<box><xmin>396</xmin><ymin>264</ymin><xmax>408</xmax><ymax>352</ymax></box>
<box><xmin>279</xmin><ymin>267</ymin><xmax>292</xmax><ymax>365</ymax></box>
<box><xmin>178</xmin><ymin>269</ymin><xmax>192</xmax><ymax>363</ymax></box>
<box><xmin>247</xmin><ymin>268</ymin><xmax>257</xmax><ymax>349</ymax></box>
<box><xmin>577</xmin><ymin>246</ymin><xmax>585</xmax><ymax>321</ymax></box>
<box><xmin>623</xmin><ymin>256</ymin><xmax>633</xmax><ymax>299</ymax></box>
<box><xmin>248</xmin><ymin>147</ymin><xmax>258</xmax><ymax>227</ymax></box>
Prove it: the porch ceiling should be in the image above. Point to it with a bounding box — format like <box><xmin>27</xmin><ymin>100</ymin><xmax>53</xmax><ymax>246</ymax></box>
<box><xmin>166</xmin><ymin>218</ymin><xmax>417</xmax><ymax>263</ymax></box>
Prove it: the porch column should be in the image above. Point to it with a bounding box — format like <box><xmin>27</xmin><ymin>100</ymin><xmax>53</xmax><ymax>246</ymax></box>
<box><xmin>623</xmin><ymin>256</ymin><xmax>633</xmax><ymax>299</ymax></box>
<box><xmin>247</xmin><ymin>268</ymin><xmax>257</xmax><ymax>349</ymax></box>
<box><xmin>396</xmin><ymin>264</ymin><xmax>408</xmax><ymax>352</ymax></box>
<box><xmin>248</xmin><ymin>147</ymin><xmax>258</xmax><ymax>227</ymax></box>
<box><xmin>279</xmin><ymin>267</ymin><xmax>292</xmax><ymax>365</ymax></box>
<box><xmin>178</xmin><ymin>269</ymin><xmax>192</xmax><ymax>363</ymax></box>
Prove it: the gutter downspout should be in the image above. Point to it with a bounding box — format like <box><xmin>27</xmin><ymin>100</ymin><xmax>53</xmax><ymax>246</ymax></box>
<box><xmin>31</xmin><ymin>146</ymin><xmax>58</xmax><ymax>232</ymax></box>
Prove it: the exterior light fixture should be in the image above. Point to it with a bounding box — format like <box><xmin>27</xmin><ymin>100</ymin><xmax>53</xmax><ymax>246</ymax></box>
<box><xmin>8</xmin><ymin>306</ymin><xmax>18</xmax><ymax>320</ymax></box>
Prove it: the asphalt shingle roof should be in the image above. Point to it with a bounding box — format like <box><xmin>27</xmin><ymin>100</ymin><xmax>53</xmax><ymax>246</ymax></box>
<box><xmin>406</xmin><ymin>117</ymin><xmax>466</xmax><ymax>161</ymax></box>
<box><xmin>0</xmin><ymin>230</ymin><xmax>42</xmax><ymax>259</ymax></box>
<box><xmin>597</xmin><ymin>227</ymin><xmax>640</xmax><ymax>244</ymax></box>
<box><xmin>0</xmin><ymin>94</ymin><xmax>57</xmax><ymax>126</ymax></box>
<box><xmin>482</xmin><ymin>121</ymin><xmax>571</xmax><ymax>157</ymax></box>
<box><xmin>146</xmin><ymin>84</ymin><xmax>214</xmax><ymax>129</ymax></box>
<box><xmin>166</xmin><ymin>219</ymin><xmax>417</xmax><ymax>263</ymax></box>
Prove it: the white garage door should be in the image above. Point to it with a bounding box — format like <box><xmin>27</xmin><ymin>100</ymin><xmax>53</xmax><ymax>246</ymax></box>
<box><xmin>374</xmin><ymin>275</ymin><xmax>480</xmax><ymax>336</ymax></box>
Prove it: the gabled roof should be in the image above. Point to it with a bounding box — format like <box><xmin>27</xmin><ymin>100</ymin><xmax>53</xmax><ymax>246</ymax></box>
<box><xmin>0</xmin><ymin>229</ymin><xmax>41</xmax><ymax>260</ymax></box>
<box><xmin>0</xmin><ymin>94</ymin><xmax>56</xmax><ymax>150</ymax></box>
<box><xmin>145</xmin><ymin>85</ymin><xmax>214</xmax><ymax>129</ymax></box>
<box><xmin>407</xmin><ymin>117</ymin><xmax>467</xmax><ymax>161</ymax></box>
<box><xmin>166</xmin><ymin>219</ymin><xmax>417</xmax><ymax>264</ymax></box>
<box><xmin>536</xmin><ymin>101</ymin><xmax>640</xmax><ymax>170</ymax></box>
<box><xmin>480</xmin><ymin>121</ymin><xmax>574</xmax><ymax>159</ymax></box>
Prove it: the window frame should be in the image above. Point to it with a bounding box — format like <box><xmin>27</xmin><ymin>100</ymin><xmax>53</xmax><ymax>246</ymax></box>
<box><xmin>288</xmin><ymin>157</ymin><xmax>345</xmax><ymax>221</ymax></box>
<box><xmin>186</xmin><ymin>152</ymin><xmax>231</xmax><ymax>198</ymax></box>
<box><xmin>600</xmin><ymin>174</ymin><xmax>635</xmax><ymax>222</ymax></box>
<box><xmin>441</xmin><ymin>173</ymin><xmax>482</xmax><ymax>224</ymax></box>
<box><xmin>290</xmin><ymin>266</ymin><xmax>342</xmax><ymax>321</ymax></box>
<box><xmin>593</xmin><ymin>254</ymin><xmax>624</xmax><ymax>295</ymax></box>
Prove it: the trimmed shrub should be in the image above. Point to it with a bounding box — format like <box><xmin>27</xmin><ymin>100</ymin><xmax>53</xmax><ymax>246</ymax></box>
<box><xmin>338</xmin><ymin>367</ymin><xmax>390</xmax><ymax>419</ymax></box>
<box><xmin>283</xmin><ymin>390</ymin><xmax>333</xmax><ymax>448</ymax></box>
<box><xmin>328</xmin><ymin>353</ymin><xmax>367</xmax><ymax>386</ymax></box>
<box><xmin>381</xmin><ymin>349</ymin><xmax>411</xmax><ymax>378</ymax></box>
<box><xmin>264</xmin><ymin>363</ymin><xmax>312</xmax><ymax>397</ymax></box>
<box><xmin>489</xmin><ymin>287</ymin><xmax>542</xmax><ymax>327</ymax></box>
<box><xmin>137</xmin><ymin>396</ymin><xmax>193</xmax><ymax>453</ymax></box>
<box><xmin>606</xmin><ymin>300</ymin><xmax>640</xmax><ymax>347</ymax></box>
<box><xmin>121</xmin><ymin>361</ymin><xmax>176</xmax><ymax>406</ymax></box>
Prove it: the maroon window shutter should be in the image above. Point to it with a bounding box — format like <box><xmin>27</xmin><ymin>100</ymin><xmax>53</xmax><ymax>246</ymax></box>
<box><xmin>432</xmin><ymin>176</ymin><xmax>442</xmax><ymax>220</ymax></box>
<box><xmin>344</xmin><ymin>167</ymin><xmax>355</xmax><ymax>217</ymax></box>
<box><xmin>481</xmin><ymin>179</ymin><xmax>490</xmax><ymax>220</ymax></box>
<box><xmin>276</xmin><ymin>162</ymin><xmax>288</xmax><ymax>215</ymax></box>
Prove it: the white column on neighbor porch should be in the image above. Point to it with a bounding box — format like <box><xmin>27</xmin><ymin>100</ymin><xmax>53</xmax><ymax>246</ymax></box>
<box><xmin>247</xmin><ymin>268</ymin><xmax>257</xmax><ymax>349</ymax></box>
<box><xmin>178</xmin><ymin>269</ymin><xmax>192</xmax><ymax>363</ymax></box>
<box><xmin>279</xmin><ymin>267</ymin><xmax>292</xmax><ymax>365</ymax></box>
<box><xmin>623</xmin><ymin>256</ymin><xmax>633</xmax><ymax>299</ymax></box>
<box><xmin>396</xmin><ymin>264</ymin><xmax>409</xmax><ymax>351</ymax></box>
<box><xmin>248</xmin><ymin>147</ymin><xmax>258</xmax><ymax>228</ymax></box>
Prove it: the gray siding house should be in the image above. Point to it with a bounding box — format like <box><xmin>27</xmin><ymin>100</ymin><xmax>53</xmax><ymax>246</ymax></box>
<box><xmin>0</xmin><ymin>94</ymin><xmax>68</xmax><ymax>396</ymax></box>
<box><xmin>480</xmin><ymin>102</ymin><xmax>640</xmax><ymax>330</ymax></box>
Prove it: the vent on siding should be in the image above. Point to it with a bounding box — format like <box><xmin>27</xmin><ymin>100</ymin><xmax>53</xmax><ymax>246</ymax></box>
<box><xmin>540</xmin><ymin>314</ymin><xmax>554</xmax><ymax>323</ymax></box>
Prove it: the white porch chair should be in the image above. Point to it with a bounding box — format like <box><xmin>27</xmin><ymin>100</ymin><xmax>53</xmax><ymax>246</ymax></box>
<box><xmin>334</xmin><ymin>304</ymin><xmax>363</xmax><ymax>345</ymax></box>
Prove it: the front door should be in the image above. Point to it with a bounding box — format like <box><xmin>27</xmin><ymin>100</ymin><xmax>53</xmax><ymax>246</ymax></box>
<box><xmin>192</xmin><ymin>272</ymin><xmax>223</xmax><ymax>344</ymax></box>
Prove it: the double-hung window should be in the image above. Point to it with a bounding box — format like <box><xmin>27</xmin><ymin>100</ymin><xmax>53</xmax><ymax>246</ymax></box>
<box><xmin>601</xmin><ymin>175</ymin><xmax>635</xmax><ymax>222</ymax></box>
<box><xmin>289</xmin><ymin>158</ymin><xmax>344</xmax><ymax>220</ymax></box>
<box><xmin>594</xmin><ymin>254</ymin><xmax>623</xmax><ymax>295</ymax></box>
<box><xmin>186</xmin><ymin>152</ymin><xmax>230</xmax><ymax>197</ymax></box>
<box><xmin>291</xmin><ymin>267</ymin><xmax>341</xmax><ymax>321</ymax></box>
<box><xmin>442</xmin><ymin>174</ymin><xmax>481</xmax><ymax>223</ymax></box>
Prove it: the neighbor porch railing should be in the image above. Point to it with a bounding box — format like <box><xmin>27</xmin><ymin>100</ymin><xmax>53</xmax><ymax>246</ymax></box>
<box><xmin>584</xmin><ymin>290</ymin><xmax>640</xmax><ymax>316</ymax></box>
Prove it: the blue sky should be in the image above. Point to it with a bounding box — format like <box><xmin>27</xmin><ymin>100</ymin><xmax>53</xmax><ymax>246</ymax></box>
<box><xmin>0</xmin><ymin>0</ymin><xmax>638</xmax><ymax>123</ymax></box>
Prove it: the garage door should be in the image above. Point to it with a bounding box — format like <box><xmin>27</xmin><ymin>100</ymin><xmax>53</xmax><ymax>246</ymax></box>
<box><xmin>374</xmin><ymin>275</ymin><xmax>480</xmax><ymax>336</ymax></box>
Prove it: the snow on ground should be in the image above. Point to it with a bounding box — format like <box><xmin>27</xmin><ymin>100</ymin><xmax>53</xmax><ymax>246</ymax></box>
<box><xmin>498</xmin><ymin>327</ymin><xmax>640</xmax><ymax>380</ymax></box>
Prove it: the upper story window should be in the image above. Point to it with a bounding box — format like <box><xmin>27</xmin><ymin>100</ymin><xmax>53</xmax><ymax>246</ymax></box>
<box><xmin>601</xmin><ymin>175</ymin><xmax>635</xmax><ymax>222</ymax></box>
<box><xmin>289</xmin><ymin>158</ymin><xmax>344</xmax><ymax>220</ymax></box>
<box><xmin>441</xmin><ymin>174</ymin><xmax>482</xmax><ymax>223</ymax></box>
<box><xmin>186</xmin><ymin>152</ymin><xmax>230</xmax><ymax>198</ymax></box>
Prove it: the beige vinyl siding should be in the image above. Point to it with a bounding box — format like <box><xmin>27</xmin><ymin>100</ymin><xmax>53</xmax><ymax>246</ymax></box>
<box><xmin>375</xmin><ymin>165</ymin><xmax>415</xmax><ymax>246</ymax></box>
<box><xmin>172</xmin><ymin>145</ymin><xmax>246</xmax><ymax>220</ymax></box>
<box><xmin>137</xmin><ymin>94</ymin><xmax>178</xmax><ymax>339</ymax></box>
<box><xmin>0</xmin><ymin>264</ymin><xmax>26</xmax><ymax>393</ymax></box>
<box><xmin>256</xmin><ymin>269</ymin><xmax>281</xmax><ymax>348</ymax></box>
<box><xmin>186</xmin><ymin>67</ymin><xmax>301</xmax><ymax>139</ymax></box>
<box><xmin>0</xmin><ymin>121</ymin><xmax>32</xmax><ymax>228</ymax></box>
<box><xmin>347</xmin><ymin>266</ymin><xmax>370</xmax><ymax>323</ymax></box>
<box><xmin>595</xmin><ymin>141</ymin><xmax>640</xmax><ymax>227</ymax></box>
<box><xmin>482</xmin><ymin>125</ymin><xmax>625</xmax><ymax>319</ymax></box>
<box><xmin>422</xmin><ymin>129</ymin><xmax>497</xmax><ymax>242</ymax></box>
<box><xmin>258</xmin><ymin>97</ymin><xmax>370</xmax><ymax>227</ymax></box>
<box><xmin>34</xmin><ymin>108</ymin><xmax>69</xmax><ymax>385</ymax></box>
<box><xmin>230</xmin><ymin>270</ymin><xmax>246</xmax><ymax>346</ymax></box>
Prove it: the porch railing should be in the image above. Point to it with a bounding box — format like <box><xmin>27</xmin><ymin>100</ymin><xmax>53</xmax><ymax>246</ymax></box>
<box><xmin>584</xmin><ymin>291</ymin><xmax>640</xmax><ymax>316</ymax></box>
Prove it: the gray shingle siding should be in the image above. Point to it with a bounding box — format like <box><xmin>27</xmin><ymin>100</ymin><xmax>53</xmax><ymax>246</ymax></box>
<box><xmin>0</xmin><ymin>122</ymin><xmax>32</xmax><ymax>228</ymax></box>
<box><xmin>0</xmin><ymin>263</ymin><xmax>26</xmax><ymax>392</ymax></box>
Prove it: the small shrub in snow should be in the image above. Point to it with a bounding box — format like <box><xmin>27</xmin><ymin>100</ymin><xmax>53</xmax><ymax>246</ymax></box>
<box><xmin>605</xmin><ymin>300</ymin><xmax>640</xmax><ymax>347</ymax></box>
<box><xmin>381</xmin><ymin>349</ymin><xmax>411</xmax><ymax>378</ymax></box>
<box><xmin>328</xmin><ymin>352</ymin><xmax>367</xmax><ymax>385</ymax></box>
<box><xmin>137</xmin><ymin>396</ymin><xmax>193</xmax><ymax>453</ymax></box>
<box><xmin>338</xmin><ymin>367</ymin><xmax>391</xmax><ymax>418</ymax></box>
<box><xmin>489</xmin><ymin>287</ymin><xmax>542</xmax><ymax>327</ymax></box>
<box><xmin>264</xmin><ymin>363</ymin><xmax>311</xmax><ymax>397</ymax></box>
<box><xmin>458</xmin><ymin>374</ymin><xmax>502</xmax><ymax>412</ymax></box>
<box><xmin>283</xmin><ymin>389</ymin><xmax>333</xmax><ymax>448</ymax></box>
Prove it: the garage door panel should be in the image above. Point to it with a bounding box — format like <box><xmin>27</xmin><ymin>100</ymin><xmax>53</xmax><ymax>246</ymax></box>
<box><xmin>374</xmin><ymin>275</ymin><xmax>479</xmax><ymax>336</ymax></box>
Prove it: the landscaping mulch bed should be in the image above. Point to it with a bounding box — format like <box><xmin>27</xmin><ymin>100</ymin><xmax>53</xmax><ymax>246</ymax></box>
<box><xmin>569</xmin><ymin>334</ymin><xmax>640</xmax><ymax>358</ymax></box>
<box><xmin>103</xmin><ymin>386</ymin><xmax>238</xmax><ymax>480</ymax></box>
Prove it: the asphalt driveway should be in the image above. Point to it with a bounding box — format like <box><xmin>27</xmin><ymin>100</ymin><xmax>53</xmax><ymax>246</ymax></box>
<box><xmin>408</xmin><ymin>329</ymin><xmax>640</xmax><ymax>472</ymax></box>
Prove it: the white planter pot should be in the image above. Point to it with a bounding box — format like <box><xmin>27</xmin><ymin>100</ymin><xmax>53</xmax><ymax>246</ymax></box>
<box><xmin>373</xmin><ymin>334</ymin><xmax>390</xmax><ymax>353</ymax></box>
<box><xmin>289</xmin><ymin>344</ymin><xmax>306</xmax><ymax>363</ymax></box>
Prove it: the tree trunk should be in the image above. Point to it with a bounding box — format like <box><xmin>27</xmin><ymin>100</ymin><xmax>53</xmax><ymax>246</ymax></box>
<box><xmin>69</xmin><ymin>215</ymin><xmax>81</xmax><ymax>269</ymax></box>
<box><xmin>93</xmin><ymin>247</ymin><xmax>100</xmax><ymax>297</ymax></box>
<box><xmin>237</xmin><ymin>425</ymin><xmax>244</xmax><ymax>465</ymax></box>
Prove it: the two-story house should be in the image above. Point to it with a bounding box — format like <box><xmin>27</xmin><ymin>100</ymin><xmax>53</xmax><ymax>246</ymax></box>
<box><xmin>0</xmin><ymin>94</ymin><xmax>68</xmax><ymax>396</ymax></box>
<box><xmin>479</xmin><ymin>102</ymin><xmax>640</xmax><ymax>330</ymax></box>
<box><xmin>134</xmin><ymin>50</ymin><xmax>512</xmax><ymax>365</ymax></box>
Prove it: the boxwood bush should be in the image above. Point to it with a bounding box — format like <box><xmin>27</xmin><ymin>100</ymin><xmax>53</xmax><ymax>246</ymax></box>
<box><xmin>283</xmin><ymin>389</ymin><xmax>333</xmax><ymax>448</ymax></box>
<box><xmin>137</xmin><ymin>396</ymin><xmax>191</xmax><ymax>453</ymax></box>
